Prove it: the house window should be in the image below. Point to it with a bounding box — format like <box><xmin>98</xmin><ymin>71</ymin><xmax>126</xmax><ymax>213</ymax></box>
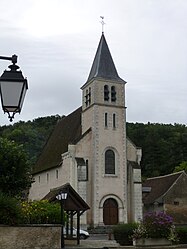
<box><xmin>113</xmin><ymin>113</ymin><xmax>116</xmax><ymax>128</ymax></box>
<box><xmin>105</xmin><ymin>149</ymin><xmax>115</xmax><ymax>174</ymax></box>
<box><xmin>56</xmin><ymin>170</ymin><xmax>58</xmax><ymax>179</ymax></box>
<box><xmin>105</xmin><ymin>113</ymin><xmax>108</xmax><ymax>127</ymax></box>
<box><xmin>47</xmin><ymin>173</ymin><xmax>49</xmax><ymax>182</ymax></box>
<box><xmin>111</xmin><ymin>86</ymin><xmax>116</xmax><ymax>102</ymax></box>
<box><xmin>174</xmin><ymin>201</ymin><xmax>179</xmax><ymax>206</ymax></box>
<box><xmin>104</xmin><ymin>85</ymin><xmax>109</xmax><ymax>101</ymax></box>
<box><xmin>38</xmin><ymin>175</ymin><xmax>40</xmax><ymax>183</ymax></box>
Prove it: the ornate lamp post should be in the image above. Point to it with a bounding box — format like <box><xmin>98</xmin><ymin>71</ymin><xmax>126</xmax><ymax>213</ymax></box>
<box><xmin>0</xmin><ymin>54</ymin><xmax>28</xmax><ymax>122</ymax></box>
<box><xmin>56</xmin><ymin>191</ymin><xmax>68</xmax><ymax>249</ymax></box>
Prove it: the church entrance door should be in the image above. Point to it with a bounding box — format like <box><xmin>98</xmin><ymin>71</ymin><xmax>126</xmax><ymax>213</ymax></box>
<box><xmin>103</xmin><ymin>198</ymin><xmax>118</xmax><ymax>225</ymax></box>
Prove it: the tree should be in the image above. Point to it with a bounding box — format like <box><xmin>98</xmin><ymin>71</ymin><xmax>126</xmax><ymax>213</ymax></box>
<box><xmin>0</xmin><ymin>137</ymin><xmax>32</xmax><ymax>197</ymax></box>
<box><xmin>0</xmin><ymin>115</ymin><xmax>62</xmax><ymax>165</ymax></box>
<box><xmin>174</xmin><ymin>161</ymin><xmax>187</xmax><ymax>173</ymax></box>
<box><xmin>126</xmin><ymin>122</ymin><xmax>187</xmax><ymax>177</ymax></box>
<box><xmin>0</xmin><ymin>192</ymin><xmax>22</xmax><ymax>225</ymax></box>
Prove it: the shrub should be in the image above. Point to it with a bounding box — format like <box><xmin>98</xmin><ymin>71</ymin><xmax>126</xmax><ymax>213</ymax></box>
<box><xmin>21</xmin><ymin>200</ymin><xmax>61</xmax><ymax>224</ymax></box>
<box><xmin>0</xmin><ymin>192</ymin><xmax>22</xmax><ymax>225</ymax></box>
<box><xmin>113</xmin><ymin>223</ymin><xmax>138</xmax><ymax>245</ymax></box>
<box><xmin>176</xmin><ymin>227</ymin><xmax>187</xmax><ymax>244</ymax></box>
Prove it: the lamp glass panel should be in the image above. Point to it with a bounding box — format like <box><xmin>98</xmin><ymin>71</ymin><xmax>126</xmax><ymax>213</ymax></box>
<box><xmin>19</xmin><ymin>83</ymin><xmax>27</xmax><ymax>109</ymax></box>
<box><xmin>0</xmin><ymin>81</ymin><xmax>23</xmax><ymax>109</ymax></box>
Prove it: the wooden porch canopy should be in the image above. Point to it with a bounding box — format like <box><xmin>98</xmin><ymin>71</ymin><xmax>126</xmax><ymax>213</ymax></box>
<box><xmin>42</xmin><ymin>183</ymin><xmax>90</xmax><ymax>245</ymax></box>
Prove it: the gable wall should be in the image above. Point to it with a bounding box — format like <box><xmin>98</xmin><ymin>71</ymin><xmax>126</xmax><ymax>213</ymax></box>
<box><xmin>29</xmin><ymin>167</ymin><xmax>61</xmax><ymax>200</ymax></box>
<box><xmin>164</xmin><ymin>173</ymin><xmax>187</xmax><ymax>205</ymax></box>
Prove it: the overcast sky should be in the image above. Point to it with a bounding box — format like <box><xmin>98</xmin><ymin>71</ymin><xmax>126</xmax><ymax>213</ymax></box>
<box><xmin>0</xmin><ymin>0</ymin><xmax>187</xmax><ymax>126</ymax></box>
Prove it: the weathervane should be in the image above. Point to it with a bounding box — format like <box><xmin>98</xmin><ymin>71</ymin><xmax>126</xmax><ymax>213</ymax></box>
<box><xmin>100</xmin><ymin>16</ymin><xmax>105</xmax><ymax>33</ymax></box>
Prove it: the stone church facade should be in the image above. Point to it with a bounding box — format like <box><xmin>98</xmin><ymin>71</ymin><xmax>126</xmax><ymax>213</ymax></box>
<box><xmin>29</xmin><ymin>33</ymin><xmax>142</xmax><ymax>227</ymax></box>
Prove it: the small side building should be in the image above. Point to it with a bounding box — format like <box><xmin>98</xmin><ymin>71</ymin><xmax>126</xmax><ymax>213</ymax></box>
<box><xmin>142</xmin><ymin>171</ymin><xmax>187</xmax><ymax>223</ymax></box>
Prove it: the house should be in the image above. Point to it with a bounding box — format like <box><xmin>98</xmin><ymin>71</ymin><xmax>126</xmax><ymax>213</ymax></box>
<box><xmin>29</xmin><ymin>32</ymin><xmax>143</xmax><ymax>227</ymax></box>
<box><xmin>142</xmin><ymin>171</ymin><xmax>187</xmax><ymax>223</ymax></box>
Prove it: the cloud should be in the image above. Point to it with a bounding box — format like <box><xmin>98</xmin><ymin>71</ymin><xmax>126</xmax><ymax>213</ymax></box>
<box><xmin>0</xmin><ymin>0</ymin><xmax>187</xmax><ymax>126</ymax></box>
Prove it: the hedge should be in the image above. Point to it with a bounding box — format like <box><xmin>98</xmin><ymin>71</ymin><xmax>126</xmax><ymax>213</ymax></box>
<box><xmin>0</xmin><ymin>194</ymin><xmax>61</xmax><ymax>225</ymax></box>
<box><xmin>113</xmin><ymin>223</ymin><xmax>138</xmax><ymax>245</ymax></box>
<box><xmin>176</xmin><ymin>227</ymin><xmax>187</xmax><ymax>244</ymax></box>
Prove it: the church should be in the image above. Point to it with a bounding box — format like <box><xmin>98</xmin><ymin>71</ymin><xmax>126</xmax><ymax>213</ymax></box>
<box><xmin>29</xmin><ymin>32</ymin><xmax>143</xmax><ymax>227</ymax></box>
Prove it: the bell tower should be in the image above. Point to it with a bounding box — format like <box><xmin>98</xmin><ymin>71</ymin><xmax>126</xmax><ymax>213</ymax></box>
<box><xmin>81</xmin><ymin>33</ymin><xmax>126</xmax><ymax>133</ymax></box>
<box><xmin>81</xmin><ymin>33</ymin><xmax>129</xmax><ymax>226</ymax></box>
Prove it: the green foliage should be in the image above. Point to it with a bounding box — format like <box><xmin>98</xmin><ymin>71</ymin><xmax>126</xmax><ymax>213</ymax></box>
<box><xmin>176</xmin><ymin>227</ymin><xmax>187</xmax><ymax>244</ymax></box>
<box><xmin>0</xmin><ymin>137</ymin><xmax>32</xmax><ymax>197</ymax></box>
<box><xmin>113</xmin><ymin>223</ymin><xmax>138</xmax><ymax>245</ymax></box>
<box><xmin>0</xmin><ymin>196</ymin><xmax>62</xmax><ymax>225</ymax></box>
<box><xmin>0</xmin><ymin>192</ymin><xmax>22</xmax><ymax>225</ymax></box>
<box><xmin>126</xmin><ymin>122</ymin><xmax>187</xmax><ymax>177</ymax></box>
<box><xmin>132</xmin><ymin>223</ymin><xmax>148</xmax><ymax>240</ymax></box>
<box><xmin>21</xmin><ymin>200</ymin><xmax>61</xmax><ymax>224</ymax></box>
<box><xmin>0</xmin><ymin>115</ymin><xmax>62</xmax><ymax>165</ymax></box>
<box><xmin>1</xmin><ymin>118</ymin><xmax>187</xmax><ymax>178</ymax></box>
<box><xmin>174</xmin><ymin>161</ymin><xmax>187</xmax><ymax>173</ymax></box>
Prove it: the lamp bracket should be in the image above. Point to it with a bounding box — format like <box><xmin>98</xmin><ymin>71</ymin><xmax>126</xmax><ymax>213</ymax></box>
<box><xmin>0</xmin><ymin>55</ymin><xmax>18</xmax><ymax>64</ymax></box>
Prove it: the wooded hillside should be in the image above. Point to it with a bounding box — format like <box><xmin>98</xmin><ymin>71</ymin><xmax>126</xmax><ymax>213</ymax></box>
<box><xmin>127</xmin><ymin>122</ymin><xmax>187</xmax><ymax>177</ymax></box>
<box><xmin>0</xmin><ymin>116</ymin><xmax>187</xmax><ymax>177</ymax></box>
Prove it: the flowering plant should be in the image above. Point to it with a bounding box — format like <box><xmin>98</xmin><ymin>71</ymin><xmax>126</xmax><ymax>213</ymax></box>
<box><xmin>132</xmin><ymin>211</ymin><xmax>178</xmax><ymax>242</ymax></box>
<box><xmin>21</xmin><ymin>200</ymin><xmax>61</xmax><ymax>224</ymax></box>
<box><xmin>132</xmin><ymin>223</ymin><xmax>148</xmax><ymax>240</ymax></box>
<box><xmin>143</xmin><ymin>211</ymin><xmax>173</xmax><ymax>238</ymax></box>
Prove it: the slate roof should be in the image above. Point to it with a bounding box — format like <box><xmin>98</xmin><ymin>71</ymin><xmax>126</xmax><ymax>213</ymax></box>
<box><xmin>142</xmin><ymin>171</ymin><xmax>184</xmax><ymax>205</ymax></box>
<box><xmin>32</xmin><ymin>107</ymin><xmax>82</xmax><ymax>174</ymax></box>
<box><xmin>128</xmin><ymin>160</ymin><xmax>141</xmax><ymax>169</ymax></box>
<box><xmin>84</xmin><ymin>33</ymin><xmax>125</xmax><ymax>86</ymax></box>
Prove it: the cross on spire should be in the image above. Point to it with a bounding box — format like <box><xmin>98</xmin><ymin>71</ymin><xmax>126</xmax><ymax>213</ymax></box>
<box><xmin>100</xmin><ymin>16</ymin><xmax>105</xmax><ymax>34</ymax></box>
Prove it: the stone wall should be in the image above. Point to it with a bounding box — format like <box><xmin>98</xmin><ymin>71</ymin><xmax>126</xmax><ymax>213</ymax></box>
<box><xmin>0</xmin><ymin>225</ymin><xmax>61</xmax><ymax>249</ymax></box>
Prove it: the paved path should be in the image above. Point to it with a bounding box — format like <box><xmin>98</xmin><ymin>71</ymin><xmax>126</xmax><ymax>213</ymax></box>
<box><xmin>65</xmin><ymin>237</ymin><xmax>187</xmax><ymax>249</ymax></box>
<box><xmin>64</xmin><ymin>234</ymin><xmax>187</xmax><ymax>249</ymax></box>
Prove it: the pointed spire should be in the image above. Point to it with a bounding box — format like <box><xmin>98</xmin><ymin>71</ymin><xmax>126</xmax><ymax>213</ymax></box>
<box><xmin>86</xmin><ymin>33</ymin><xmax>124</xmax><ymax>83</ymax></box>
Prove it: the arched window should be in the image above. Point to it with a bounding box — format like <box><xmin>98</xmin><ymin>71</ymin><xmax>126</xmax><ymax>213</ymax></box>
<box><xmin>85</xmin><ymin>88</ymin><xmax>91</xmax><ymax>106</ymax></box>
<box><xmin>88</xmin><ymin>87</ymin><xmax>91</xmax><ymax>104</ymax></box>
<box><xmin>47</xmin><ymin>173</ymin><xmax>49</xmax><ymax>182</ymax></box>
<box><xmin>111</xmin><ymin>86</ymin><xmax>116</xmax><ymax>102</ymax></box>
<box><xmin>105</xmin><ymin>112</ymin><xmax>108</xmax><ymax>127</ymax></box>
<box><xmin>56</xmin><ymin>170</ymin><xmax>58</xmax><ymax>179</ymax></box>
<box><xmin>113</xmin><ymin>113</ymin><xmax>116</xmax><ymax>128</ymax></box>
<box><xmin>104</xmin><ymin>85</ymin><xmax>109</xmax><ymax>101</ymax></box>
<box><xmin>85</xmin><ymin>89</ymin><xmax>88</xmax><ymax>106</ymax></box>
<box><xmin>105</xmin><ymin>149</ymin><xmax>115</xmax><ymax>174</ymax></box>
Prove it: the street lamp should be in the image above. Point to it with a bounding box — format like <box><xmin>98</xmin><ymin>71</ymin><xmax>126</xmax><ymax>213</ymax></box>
<box><xmin>56</xmin><ymin>191</ymin><xmax>68</xmax><ymax>249</ymax></box>
<box><xmin>0</xmin><ymin>54</ymin><xmax>28</xmax><ymax>122</ymax></box>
